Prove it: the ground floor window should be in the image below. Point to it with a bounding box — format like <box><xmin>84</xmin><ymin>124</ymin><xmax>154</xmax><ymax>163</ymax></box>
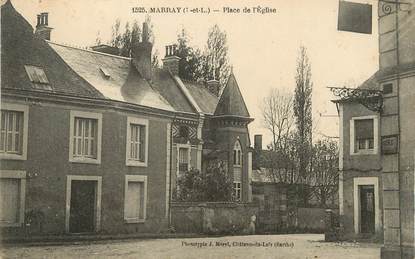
<box><xmin>124</xmin><ymin>175</ymin><xmax>147</xmax><ymax>223</ymax></box>
<box><xmin>0</xmin><ymin>171</ymin><xmax>26</xmax><ymax>227</ymax></box>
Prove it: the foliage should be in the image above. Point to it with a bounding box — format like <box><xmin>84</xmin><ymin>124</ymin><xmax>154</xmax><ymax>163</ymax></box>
<box><xmin>99</xmin><ymin>16</ymin><xmax>159</xmax><ymax>68</ymax></box>
<box><xmin>309</xmin><ymin>139</ymin><xmax>339</xmax><ymax>206</ymax></box>
<box><xmin>176</xmin><ymin>28</ymin><xmax>204</xmax><ymax>82</ymax></box>
<box><xmin>175</xmin><ymin>25</ymin><xmax>231</xmax><ymax>92</ymax></box>
<box><xmin>175</xmin><ymin>160</ymin><xmax>233</xmax><ymax>202</ymax></box>
<box><xmin>293</xmin><ymin>46</ymin><xmax>313</xmax><ymax>183</ymax></box>
<box><xmin>203</xmin><ymin>24</ymin><xmax>231</xmax><ymax>88</ymax></box>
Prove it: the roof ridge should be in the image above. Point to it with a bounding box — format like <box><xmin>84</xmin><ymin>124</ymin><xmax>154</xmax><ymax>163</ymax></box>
<box><xmin>47</xmin><ymin>41</ymin><xmax>131</xmax><ymax>61</ymax></box>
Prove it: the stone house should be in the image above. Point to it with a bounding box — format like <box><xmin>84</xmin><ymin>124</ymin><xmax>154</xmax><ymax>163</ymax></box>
<box><xmin>0</xmin><ymin>1</ymin><xmax>253</xmax><ymax>237</ymax></box>
<box><xmin>333</xmin><ymin>1</ymin><xmax>414</xmax><ymax>258</ymax></box>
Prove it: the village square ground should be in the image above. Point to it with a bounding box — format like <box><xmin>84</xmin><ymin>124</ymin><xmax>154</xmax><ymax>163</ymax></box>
<box><xmin>0</xmin><ymin>234</ymin><xmax>381</xmax><ymax>259</ymax></box>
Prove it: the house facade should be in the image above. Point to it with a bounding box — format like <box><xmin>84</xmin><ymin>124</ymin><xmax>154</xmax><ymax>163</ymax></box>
<box><xmin>0</xmin><ymin>1</ymin><xmax>253</xmax><ymax>238</ymax></box>
<box><xmin>334</xmin><ymin>1</ymin><xmax>414</xmax><ymax>258</ymax></box>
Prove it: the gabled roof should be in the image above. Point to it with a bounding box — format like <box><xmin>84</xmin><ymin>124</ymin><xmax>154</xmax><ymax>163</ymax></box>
<box><xmin>214</xmin><ymin>73</ymin><xmax>250</xmax><ymax>118</ymax></box>
<box><xmin>182</xmin><ymin>81</ymin><xmax>219</xmax><ymax>115</ymax></box>
<box><xmin>48</xmin><ymin>42</ymin><xmax>174</xmax><ymax>111</ymax></box>
<box><xmin>1</xmin><ymin>1</ymin><xmax>103</xmax><ymax>98</ymax></box>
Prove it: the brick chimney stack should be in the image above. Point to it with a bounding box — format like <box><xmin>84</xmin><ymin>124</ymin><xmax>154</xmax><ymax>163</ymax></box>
<box><xmin>254</xmin><ymin>134</ymin><xmax>262</xmax><ymax>151</ymax></box>
<box><xmin>132</xmin><ymin>22</ymin><xmax>153</xmax><ymax>80</ymax></box>
<box><xmin>162</xmin><ymin>45</ymin><xmax>181</xmax><ymax>76</ymax></box>
<box><xmin>35</xmin><ymin>13</ymin><xmax>52</xmax><ymax>40</ymax></box>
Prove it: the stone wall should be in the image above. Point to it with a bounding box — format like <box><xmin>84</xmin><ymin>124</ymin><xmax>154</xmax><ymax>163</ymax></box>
<box><xmin>171</xmin><ymin>202</ymin><xmax>259</xmax><ymax>234</ymax></box>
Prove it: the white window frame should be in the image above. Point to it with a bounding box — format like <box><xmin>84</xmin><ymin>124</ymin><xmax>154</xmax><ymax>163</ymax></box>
<box><xmin>350</xmin><ymin>115</ymin><xmax>379</xmax><ymax>155</ymax></box>
<box><xmin>353</xmin><ymin>177</ymin><xmax>380</xmax><ymax>234</ymax></box>
<box><xmin>124</xmin><ymin>175</ymin><xmax>148</xmax><ymax>223</ymax></box>
<box><xmin>69</xmin><ymin>110</ymin><xmax>102</xmax><ymax>164</ymax></box>
<box><xmin>126</xmin><ymin>117</ymin><xmax>149</xmax><ymax>167</ymax></box>
<box><xmin>0</xmin><ymin>103</ymin><xmax>29</xmax><ymax>160</ymax></box>
<box><xmin>176</xmin><ymin>143</ymin><xmax>191</xmax><ymax>175</ymax></box>
<box><xmin>0</xmin><ymin>170</ymin><xmax>26</xmax><ymax>227</ymax></box>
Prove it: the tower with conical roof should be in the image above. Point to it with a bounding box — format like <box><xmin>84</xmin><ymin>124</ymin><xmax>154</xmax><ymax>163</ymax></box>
<box><xmin>211</xmin><ymin>71</ymin><xmax>254</xmax><ymax>202</ymax></box>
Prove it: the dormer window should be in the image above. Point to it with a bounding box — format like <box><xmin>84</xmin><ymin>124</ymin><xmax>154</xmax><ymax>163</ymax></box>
<box><xmin>24</xmin><ymin>65</ymin><xmax>52</xmax><ymax>90</ymax></box>
<box><xmin>100</xmin><ymin>68</ymin><xmax>110</xmax><ymax>79</ymax></box>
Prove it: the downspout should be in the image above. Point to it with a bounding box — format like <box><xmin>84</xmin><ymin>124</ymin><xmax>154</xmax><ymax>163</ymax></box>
<box><xmin>168</xmin><ymin>115</ymin><xmax>176</xmax><ymax>227</ymax></box>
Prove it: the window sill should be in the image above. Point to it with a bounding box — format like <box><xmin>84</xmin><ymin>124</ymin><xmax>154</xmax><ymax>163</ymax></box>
<box><xmin>351</xmin><ymin>150</ymin><xmax>377</xmax><ymax>156</ymax></box>
<box><xmin>233</xmin><ymin>165</ymin><xmax>242</xmax><ymax>168</ymax></box>
<box><xmin>124</xmin><ymin>218</ymin><xmax>145</xmax><ymax>224</ymax></box>
<box><xmin>69</xmin><ymin>157</ymin><xmax>101</xmax><ymax>164</ymax></box>
<box><xmin>0</xmin><ymin>153</ymin><xmax>26</xmax><ymax>160</ymax></box>
<box><xmin>126</xmin><ymin>160</ymin><xmax>147</xmax><ymax>167</ymax></box>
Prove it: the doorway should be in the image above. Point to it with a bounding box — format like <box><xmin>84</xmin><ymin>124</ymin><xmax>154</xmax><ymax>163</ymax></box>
<box><xmin>360</xmin><ymin>185</ymin><xmax>375</xmax><ymax>234</ymax></box>
<box><xmin>69</xmin><ymin>180</ymin><xmax>96</xmax><ymax>233</ymax></box>
<box><xmin>65</xmin><ymin>176</ymin><xmax>102</xmax><ymax>233</ymax></box>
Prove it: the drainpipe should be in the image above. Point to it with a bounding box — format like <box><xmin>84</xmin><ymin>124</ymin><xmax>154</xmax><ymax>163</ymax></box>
<box><xmin>168</xmin><ymin>115</ymin><xmax>176</xmax><ymax>228</ymax></box>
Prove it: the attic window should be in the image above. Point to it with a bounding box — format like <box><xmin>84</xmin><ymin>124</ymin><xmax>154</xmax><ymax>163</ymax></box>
<box><xmin>24</xmin><ymin>65</ymin><xmax>52</xmax><ymax>90</ymax></box>
<box><xmin>100</xmin><ymin>68</ymin><xmax>110</xmax><ymax>79</ymax></box>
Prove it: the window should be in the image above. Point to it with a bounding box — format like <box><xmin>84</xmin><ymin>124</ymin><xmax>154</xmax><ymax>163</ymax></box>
<box><xmin>233</xmin><ymin>182</ymin><xmax>241</xmax><ymax>201</ymax></box>
<box><xmin>124</xmin><ymin>175</ymin><xmax>147</xmax><ymax>223</ymax></box>
<box><xmin>0</xmin><ymin>103</ymin><xmax>29</xmax><ymax>160</ymax></box>
<box><xmin>233</xmin><ymin>140</ymin><xmax>242</xmax><ymax>166</ymax></box>
<box><xmin>69</xmin><ymin>111</ymin><xmax>102</xmax><ymax>164</ymax></box>
<box><xmin>126</xmin><ymin>117</ymin><xmax>148</xmax><ymax>167</ymax></box>
<box><xmin>24</xmin><ymin>65</ymin><xmax>52</xmax><ymax>90</ymax></box>
<box><xmin>382</xmin><ymin>83</ymin><xmax>393</xmax><ymax>95</ymax></box>
<box><xmin>1</xmin><ymin>111</ymin><xmax>23</xmax><ymax>154</ymax></box>
<box><xmin>350</xmin><ymin>116</ymin><xmax>378</xmax><ymax>155</ymax></box>
<box><xmin>178</xmin><ymin>147</ymin><xmax>189</xmax><ymax>174</ymax></box>
<box><xmin>0</xmin><ymin>171</ymin><xmax>26</xmax><ymax>227</ymax></box>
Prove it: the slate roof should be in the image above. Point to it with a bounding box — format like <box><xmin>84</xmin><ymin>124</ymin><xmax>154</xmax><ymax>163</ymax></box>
<box><xmin>49</xmin><ymin>42</ymin><xmax>174</xmax><ymax>111</ymax></box>
<box><xmin>2</xmin><ymin>0</ymin><xmax>252</xmax><ymax>120</ymax></box>
<box><xmin>358</xmin><ymin>62</ymin><xmax>415</xmax><ymax>90</ymax></box>
<box><xmin>182</xmin><ymin>80</ymin><xmax>219</xmax><ymax>115</ymax></box>
<box><xmin>214</xmin><ymin>73</ymin><xmax>250</xmax><ymax>117</ymax></box>
<box><xmin>1</xmin><ymin>0</ymin><xmax>102</xmax><ymax>98</ymax></box>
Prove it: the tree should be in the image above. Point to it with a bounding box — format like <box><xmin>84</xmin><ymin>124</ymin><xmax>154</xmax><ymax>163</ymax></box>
<box><xmin>293</xmin><ymin>46</ymin><xmax>313</xmax><ymax>184</ymax></box>
<box><xmin>310</xmin><ymin>139</ymin><xmax>339</xmax><ymax>207</ymax></box>
<box><xmin>100</xmin><ymin>16</ymin><xmax>159</xmax><ymax>68</ymax></box>
<box><xmin>175</xmin><ymin>159</ymin><xmax>233</xmax><ymax>202</ymax></box>
<box><xmin>203</xmin><ymin>24</ymin><xmax>231</xmax><ymax>89</ymax></box>
<box><xmin>260</xmin><ymin>88</ymin><xmax>297</xmax><ymax>184</ymax></box>
<box><xmin>261</xmin><ymin>88</ymin><xmax>294</xmax><ymax>152</ymax></box>
<box><xmin>176</xmin><ymin>28</ymin><xmax>204</xmax><ymax>81</ymax></box>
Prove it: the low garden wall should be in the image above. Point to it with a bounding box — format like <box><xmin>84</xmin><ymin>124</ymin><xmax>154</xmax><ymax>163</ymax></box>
<box><xmin>171</xmin><ymin>202</ymin><xmax>259</xmax><ymax>234</ymax></box>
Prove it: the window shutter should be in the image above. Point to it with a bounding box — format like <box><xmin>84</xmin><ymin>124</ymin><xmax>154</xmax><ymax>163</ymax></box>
<box><xmin>139</xmin><ymin>125</ymin><xmax>146</xmax><ymax>162</ymax></box>
<box><xmin>355</xmin><ymin>119</ymin><xmax>374</xmax><ymax>139</ymax></box>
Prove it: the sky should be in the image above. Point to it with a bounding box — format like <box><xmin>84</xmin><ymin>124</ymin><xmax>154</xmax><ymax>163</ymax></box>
<box><xmin>5</xmin><ymin>0</ymin><xmax>379</xmax><ymax>147</ymax></box>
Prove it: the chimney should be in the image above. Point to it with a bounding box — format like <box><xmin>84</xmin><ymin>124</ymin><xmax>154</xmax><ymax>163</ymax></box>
<box><xmin>254</xmin><ymin>135</ymin><xmax>262</xmax><ymax>151</ymax></box>
<box><xmin>162</xmin><ymin>45</ymin><xmax>180</xmax><ymax>76</ymax></box>
<box><xmin>206</xmin><ymin>79</ymin><xmax>220</xmax><ymax>97</ymax></box>
<box><xmin>131</xmin><ymin>22</ymin><xmax>153</xmax><ymax>80</ymax></box>
<box><xmin>35</xmin><ymin>13</ymin><xmax>52</xmax><ymax>40</ymax></box>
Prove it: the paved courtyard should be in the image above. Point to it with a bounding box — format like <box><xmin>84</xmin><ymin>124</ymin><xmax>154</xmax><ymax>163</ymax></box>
<box><xmin>0</xmin><ymin>234</ymin><xmax>381</xmax><ymax>259</ymax></box>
